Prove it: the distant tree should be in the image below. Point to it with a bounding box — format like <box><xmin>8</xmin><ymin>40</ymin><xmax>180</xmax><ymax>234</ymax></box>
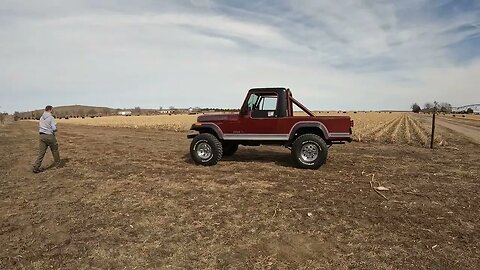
<box><xmin>467</xmin><ymin>108</ymin><xmax>474</xmax><ymax>114</ymax></box>
<box><xmin>424</xmin><ymin>103</ymin><xmax>433</xmax><ymax>111</ymax></box>
<box><xmin>56</xmin><ymin>110</ymin><xmax>66</xmax><ymax>118</ymax></box>
<box><xmin>439</xmin><ymin>102</ymin><xmax>452</xmax><ymax>113</ymax></box>
<box><xmin>13</xmin><ymin>111</ymin><xmax>20</xmax><ymax>121</ymax></box>
<box><xmin>433</xmin><ymin>101</ymin><xmax>439</xmax><ymax>111</ymax></box>
<box><xmin>0</xmin><ymin>113</ymin><xmax>5</xmax><ymax>124</ymax></box>
<box><xmin>134</xmin><ymin>106</ymin><xmax>141</xmax><ymax>115</ymax></box>
<box><xmin>87</xmin><ymin>109</ymin><xmax>97</xmax><ymax>116</ymax></box>
<box><xmin>411</xmin><ymin>103</ymin><xmax>421</xmax><ymax>113</ymax></box>
<box><xmin>169</xmin><ymin>106</ymin><xmax>175</xmax><ymax>110</ymax></box>
<box><xmin>77</xmin><ymin>108</ymin><xmax>85</xmax><ymax>116</ymax></box>
<box><xmin>32</xmin><ymin>111</ymin><xmax>41</xmax><ymax>119</ymax></box>
<box><xmin>102</xmin><ymin>108</ymin><xmax>110</xmax><ymax>116</ymax></box>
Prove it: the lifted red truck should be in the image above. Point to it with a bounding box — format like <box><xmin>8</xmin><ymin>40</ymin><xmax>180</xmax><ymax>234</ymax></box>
<box><xmin>187</xmin><ymin>88</ymin><xmax>353</xmax><ymax>169</ymax></box>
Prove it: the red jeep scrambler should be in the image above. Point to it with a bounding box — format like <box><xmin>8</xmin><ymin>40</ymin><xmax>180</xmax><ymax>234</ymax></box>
<box><xmin>187</xmin><ymin>88</ymin><xmax>353</xmax><ymax>169</ymax></box>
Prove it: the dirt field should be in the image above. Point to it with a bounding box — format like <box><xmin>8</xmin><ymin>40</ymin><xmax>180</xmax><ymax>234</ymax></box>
<box><xmin>1</xmin><ymin>119</ymin><xmax>479</xmax><ymax>269</ymax></box>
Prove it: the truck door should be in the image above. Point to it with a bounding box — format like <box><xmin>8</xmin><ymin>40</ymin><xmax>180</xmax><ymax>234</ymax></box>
<box><xmin>239</xmin><ymin>92</ymin><xmax>280</xmax><ymax>135</ymax></box>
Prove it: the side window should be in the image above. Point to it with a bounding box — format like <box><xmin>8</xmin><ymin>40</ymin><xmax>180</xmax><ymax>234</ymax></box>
<box><xmin>260</xmin><ymin>96</ymin><xmax>277</xmax><ymax>111</ymax></box>
<box><xmin>251</xmin><ymin>94</ymin><xmax>278</xmax><ymax>118</ymax></box>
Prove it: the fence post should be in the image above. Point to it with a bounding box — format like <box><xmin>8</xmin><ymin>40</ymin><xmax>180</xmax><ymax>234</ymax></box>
<box><xmin>430</xmin><ymin>109</ymin><xmax>436</xmax><ymax>149</ymax></box>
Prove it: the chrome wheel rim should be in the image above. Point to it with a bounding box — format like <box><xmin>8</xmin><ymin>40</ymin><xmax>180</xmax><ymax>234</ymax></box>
<box><xmin>300</xmin><ymin>143</ymin><xmax>319</xmax><ymax>162</ymax></box>
<box><xmin>196</xmin><ymin>142</ymin><xmax>212</xmax><ymax>159</ymax></box>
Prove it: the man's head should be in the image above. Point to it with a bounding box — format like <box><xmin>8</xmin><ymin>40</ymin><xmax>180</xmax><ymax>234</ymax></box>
<box><xmin>45</xmin><ymin>105</ymin><xmax>53</xmax><ymax>112</ymax></box>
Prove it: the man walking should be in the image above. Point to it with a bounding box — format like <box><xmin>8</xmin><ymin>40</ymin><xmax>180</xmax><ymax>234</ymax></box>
<box><xmin>33</xmin><ymin>105</ymin><xmax>61</xmax><ymax>173</ymax></box>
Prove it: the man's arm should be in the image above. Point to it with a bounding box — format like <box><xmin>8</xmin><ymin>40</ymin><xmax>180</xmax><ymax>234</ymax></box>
<box><xmin>50</xmin><ymin>116</ymin><xmax>58</xmax><ymax>133</ymax></box>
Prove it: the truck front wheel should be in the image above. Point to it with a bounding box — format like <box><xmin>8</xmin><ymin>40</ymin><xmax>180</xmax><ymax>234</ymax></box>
<box><xmin>190</xmin><ymin>133</ymin><xmax>223</xmax><ymax>166</ymax></box>
<box><xmin>291</xmin><ymin>134</ymin><xmax>328</xmax><ymax>169</ymax></box>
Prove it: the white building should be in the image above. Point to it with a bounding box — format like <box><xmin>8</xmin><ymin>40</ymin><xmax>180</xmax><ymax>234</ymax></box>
<box><xmin>118</xmin><ymin>111</ymin><xmax>132</xmax><ymax>116</ymax></box>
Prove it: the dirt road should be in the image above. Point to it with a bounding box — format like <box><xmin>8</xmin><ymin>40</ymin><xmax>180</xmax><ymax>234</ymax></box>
<box><xmin>1</xmin><ymin>121</ymin><xmax>479</xmax><ymax>269</ymax></box>
<box><xmin>414</xmin><ymin>114</ymin><xmax>480</xmax><ymax>144</ymax></box>
<box><xmin>435</xmin><ymin>117</ymin><xmax>480</xmax><ymax>144</ymax></box>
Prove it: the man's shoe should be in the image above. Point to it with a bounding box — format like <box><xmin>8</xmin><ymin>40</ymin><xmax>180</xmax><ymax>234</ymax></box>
<box><xmin>33</xmin><ymin>168</ymin><xmax>43</xmax><ymax>174</ymax></box>
<box><xmin>55</xmin><ymin>160</ymin><xmax>65</xmax><ymax>168</ymax></box>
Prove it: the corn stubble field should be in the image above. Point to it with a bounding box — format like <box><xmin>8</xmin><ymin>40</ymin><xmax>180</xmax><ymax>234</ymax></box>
<box><xmin>57</xmin><ymin>112</ymin><xmax>446</xmax><ymax>147</ymax></box>
<box><xmin>1</xmin><ymin>112</ymin><xmax>479</xmax><ymax>269</ymax></box>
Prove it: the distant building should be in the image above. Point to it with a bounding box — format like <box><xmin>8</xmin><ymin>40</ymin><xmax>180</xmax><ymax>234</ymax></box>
<box><xmin>452</xmin><ymin>104</ymin><xmax>480</xmax><ymax>113</ymax></box>
<box><xmin>159</xmin><ymin>110</ymin><xmax>174</xmax><ymax>114</ymax></box>
<box><xmin>188</xmin><ymin>107</ymin><xmax>201</xmax><ymax>114</ymax></box>
<box><xmin>118</xmin><ymin>111</ymin><xmax>132</xmax><ymax>116</ymax></box>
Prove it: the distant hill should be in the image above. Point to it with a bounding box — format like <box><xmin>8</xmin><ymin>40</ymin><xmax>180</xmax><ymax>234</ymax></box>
<box><xmin>16</xmin><ymin>105</ymin><xmax>241</xmax><ymax>119</ymax></box>
<box><xmin>15</xmin><ymin>105</ymin><xmax>209</xmax><ymax>119</ymax></box>
<box><xmin>16</xmin><ymin>105</ymin><xmax>129</xmax><ymax>119</ymax></box>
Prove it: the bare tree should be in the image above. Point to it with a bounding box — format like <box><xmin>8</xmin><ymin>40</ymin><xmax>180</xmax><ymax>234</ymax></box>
<box><xmin>439</xmin><ymin>102</ymin><xmax>452</xmax><ymax>113</ymax></box>
<box><xmin>32</xmin><ymin>111</ymin><xmax>41</xmax><ymax>119</ymax></box>
<box><xmin>0</xmin><ymin>106</ymin><xmax>4</xmax><ymax>124</ymax></box>
<box><xmin>134</xmin><ymin>106</ymin><xmax>141</xmax><ymax>115</ymax></box>
<box><xmin>411</xmin><ymin>103</ymin><xmax>421</xmax><ymax>113</ymax></box>
<box><xmin>102</xmin><ymin>108</ymin><xmax>111</xmax><ymax>116</ymax></box>
<box><xmin>87</xmin><ymin>109</ymin><xmax>97</xmax><ymax>116</ymax></box>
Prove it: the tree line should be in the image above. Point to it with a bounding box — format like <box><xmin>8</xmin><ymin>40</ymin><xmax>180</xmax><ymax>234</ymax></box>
<box><xmin>10</xmin><ymin>105</ymin><xmax>241</xmax><ymax>121</ymax></box>
<box><xmin>410</xmin><ymin>102</ymin><xmax>474</xmax><ymax>114</ymax></box>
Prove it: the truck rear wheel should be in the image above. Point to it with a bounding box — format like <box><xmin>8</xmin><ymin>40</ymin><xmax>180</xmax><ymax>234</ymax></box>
<box><xmin>222</xmin><ymin>142</ymin><xmax>239</xmax><ymax>156</ymax></box>
<box><xmin>291</xmin><ymin>134</ymin><xmax>328</xmax><ymax>169</ymax></box>
<box><xmin>190</xmin><ymin>133</ymin><xmax>223</xmax><ymax>166</ymax></box>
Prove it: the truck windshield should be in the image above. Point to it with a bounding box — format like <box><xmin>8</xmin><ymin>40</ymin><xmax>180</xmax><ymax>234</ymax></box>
<box><xmin>247</xmin><ymin>94</ymin><xmax>260</xmax><ymax>110</ymax></box>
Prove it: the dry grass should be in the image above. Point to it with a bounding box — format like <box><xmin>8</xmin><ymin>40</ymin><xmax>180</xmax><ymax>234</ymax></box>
<box><xmin>57</xmin><ymin>115</ymin><xmax>198</xmax><ymax>131</ymax></box>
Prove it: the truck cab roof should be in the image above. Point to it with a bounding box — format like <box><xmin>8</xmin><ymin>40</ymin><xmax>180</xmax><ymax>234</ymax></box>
<box><xmin>248</xmin><ymin>87</ymin><xmax>290</xmax><ymax>94</ymax></box>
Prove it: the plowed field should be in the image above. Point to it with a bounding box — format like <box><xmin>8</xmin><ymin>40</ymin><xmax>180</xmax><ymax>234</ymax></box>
<box><xmin>1</xmin><ymin>119</ymin><xmax>479</xmax><ymax>269</ymax></box>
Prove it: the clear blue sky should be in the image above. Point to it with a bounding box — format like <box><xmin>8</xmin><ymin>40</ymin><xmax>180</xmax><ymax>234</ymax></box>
<box><xmin>1</xmin><ymin>0</ymin><xmax>479</xmax><ymax>113</ymax></box>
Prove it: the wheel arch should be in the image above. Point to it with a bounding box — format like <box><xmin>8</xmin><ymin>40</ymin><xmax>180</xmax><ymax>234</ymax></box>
<box><xmin>191</xmin><ymin>123</ymin><xmax>224</xmax><ymax>140</ymax></box>
<box><xmin>289</xmin><ymin>122</ymin><xmax>329</xmax><ymax>142</ymax></box>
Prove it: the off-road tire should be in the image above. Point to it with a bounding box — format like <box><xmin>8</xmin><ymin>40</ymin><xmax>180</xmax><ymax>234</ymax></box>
<box><xmin>190</xmin><ymin>133</ymin><xmax>223</xmax><ymax>166</ymax></box>
<box><xmin>222</xmin><ymin>142</ymin><xmax>239</xmax><ymax>156</ymax></box>
<box><xmin>291</xmin><ymin>134</ymin><xmax>328</xmax><ymax>169</ymax></box>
